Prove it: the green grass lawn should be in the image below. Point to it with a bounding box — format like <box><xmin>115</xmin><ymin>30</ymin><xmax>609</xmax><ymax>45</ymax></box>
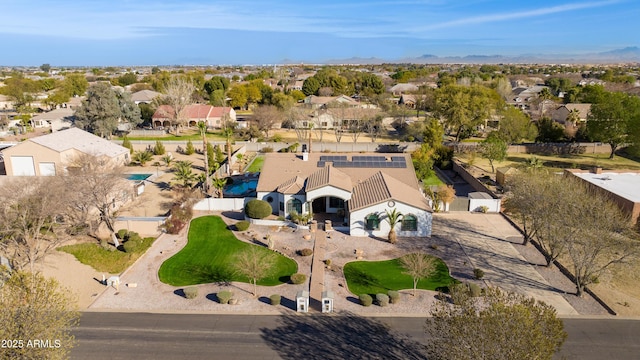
<box><xmin>422</xmin><ymin>172</ymin><xmax>445</xmax><ymax>186</ymax></box>
<box><xmin>343</xmin><ymin>257</ymin><xmax>457</xmax><ymax>295</ymax></box>
<box><xmin>59</xmin><ymin>237</ymin><xmax>156</xmax><ymax>274</ymax></box>
<box><xmin>117</xmin><ymin>132</ymin><xmax>227</xmax><ymax>142</ymax></box>
<box><xmin>246</xmin><ymin>156</ymin><xmax>264</xmax><ymax>172</ymax></box>
<box><xmin>158</xmin><ymin>216</ymin><xmax>297</xmax><ymax>286</ymax></box>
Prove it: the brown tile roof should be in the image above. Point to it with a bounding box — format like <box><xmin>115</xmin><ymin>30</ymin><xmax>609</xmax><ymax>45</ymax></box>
<box><xmin>348</xmin><ymin>171</ymin><xmax>431</xmax><ymax>212</ymax></box>
<box><xmin>306</xmin><ymin>165</ymin><xmax>352</xmax><ymax>192</ymax></box>
<box><xmin>276</xmin><ymin>176</ymin><xmax>306</xmax><ymax>194</ymax></box>
<box><xmin>152</xmin><ymin>105</ymin><xmax>231</xmax><ymax>120</ymax></box>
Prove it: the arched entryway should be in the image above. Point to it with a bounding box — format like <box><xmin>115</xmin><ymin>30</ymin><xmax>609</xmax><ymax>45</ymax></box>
<box><xmin>310</xmin><ymin>196</ymin><xmax>348</xmax><ymax>227</ymax></box>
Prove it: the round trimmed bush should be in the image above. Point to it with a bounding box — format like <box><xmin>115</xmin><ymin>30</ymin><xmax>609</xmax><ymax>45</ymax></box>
<box><xmin>270</xmin><ymin>294</ymin><xmax>281</xmax><ymax>306</ymax></box>
<box><xmin>387</xmin><ymin>290</ymin><xmax>400</xmax><ymax>304</ymax></box>
<box><xmin>235</xmin><ymin>221</ymin><xmax>250</xmax><ymax>231</ymax></box>
<box><xmin>184</xmin><ymin>286</ymin><xmax>198</xmax><ymax>299</ymax></box>
<box><xmin>468</xmin><ymin>283</ymin><xmax>482</xmax><ymax>297</ymax></box>
<box><xmin>116</xmin><ymin>229</ymin><xmax>129</xmax><ymax>240</ymax></box>
<box><xmin>359</xmin><ymin>294</ymin><xmax>373</xmax><ymax>307</ymax></box>
<box><xmin>245</xmin><ymin>199</ymin><xmax>272</xmax><ymax>219</ymax></box>
<box><xmin>376</xmin><ymin>293</ymin><xmax>389</xmax><ymax>307</ymax></box>
<box><xmin>217</xmin><ymin>290</ymin><xmax>233</xmax><ymax>304</ymax></box>
<box><xmin>473</xmin><ymin>268</ymin><xmax>485</xmax><ymax>280</ymax></box>
<box><xmin>298</xmin><ymin>248</ymin><xmax>313</xmax><ymax>256</ymax></box>
<box><xmin>290</xmin><ymin>273</ymin><xmax>306</xmax><ymax>285</ymax></box>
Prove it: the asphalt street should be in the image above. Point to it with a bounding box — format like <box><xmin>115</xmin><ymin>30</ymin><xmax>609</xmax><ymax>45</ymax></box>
<box><xmin>70</xmin><ymin>312</ymin><xmax>640</xmax><ymax>360</ymax></box>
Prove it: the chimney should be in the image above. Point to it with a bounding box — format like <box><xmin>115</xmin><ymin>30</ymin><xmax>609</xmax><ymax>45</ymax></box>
<box><xmin>592</xmin><ymin>166</ymin><xmax>602</xmax><ymax>174</ymax></box>
<box><xmin>302</xmin><ymin>144</ymin><xmax>308</xmax><ymax>162</ymax></box>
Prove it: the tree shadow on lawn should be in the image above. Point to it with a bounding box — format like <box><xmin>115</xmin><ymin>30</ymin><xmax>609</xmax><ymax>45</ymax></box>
<box><xmin>179</xmin><ymin>264</ymin><xmax>236</xmax><ymax>285</ymax></box>
<box><xmin>343</xmin><ymin>266</ymin><xmax>390</xmax><ymax>294</ymax></box>
<box><xmin>260</xmin><ymin>311</ymin><xmax>426</xmax><ymax>360</ymax></box>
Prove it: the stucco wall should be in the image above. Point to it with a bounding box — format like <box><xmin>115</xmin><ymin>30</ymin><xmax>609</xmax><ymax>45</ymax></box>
<box><xmin>2</xmin><ymin>141</ymin><xmax>62</xmax><ymax>176</ymax></box>
<box><xmin>349</xmin><ymin>201</ymin><xmax>432</xmax><ymax>237</ymax></box>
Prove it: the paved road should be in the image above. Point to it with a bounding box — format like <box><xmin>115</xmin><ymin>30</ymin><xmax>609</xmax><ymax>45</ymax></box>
<box><xmin>71</xmin><ymin>312</ymin><xmax>640</xmax><ymax>360</ymax></box>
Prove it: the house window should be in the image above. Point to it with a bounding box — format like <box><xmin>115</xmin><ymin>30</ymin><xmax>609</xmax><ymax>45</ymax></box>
<box><xmin>329</xmin><ymin>197</ymin><xmax>344</xmax><ymax>209</ymax></box>
<box><xmin>279</xmin><ymin>202</ymin><xmax>284</xmax><ymax>211</ymax></box>
<box><xmin>321</xmin><ymin>122</ymin><xmax>328</xmax><ymax>127</ymax></box>
<box><xmin>287</xmin><ymin>199</ymin><xmax>302</xmax><ymax>214</ymax></box>
<box><xmin>401</xmin><ymin>214</ymin><xmax>417</xmax><ymax>231</ymax></box>
<box><xmin>365</xmin><ymin>213</ymin><xmax>380</xmax><ymax>230</ymax></box>
<box><xmin>266</xmin><ymin>196</ymin><xmax>274</xmax><ymax>203</ymax></box>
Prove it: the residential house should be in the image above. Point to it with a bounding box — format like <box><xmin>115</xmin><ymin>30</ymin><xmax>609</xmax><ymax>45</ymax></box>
<box><xmin>152</xmin><ymin>104</ymin><xmax>237</xmax><ymax>129</ymax></box>
<box><xmin>302</xmin><ymin>95</ymin><xmax>359</xmax><ymax>110</ymax></box>
<box><xmin>130</xmin><ymin>90</ymin><xmax>162</xmax><ymax>105</ymax></box>
<box><xmin>1</xmin><ymin>127</ymin><xmax>130</xmax><ymax>176</ymax></box>
<box><xmin>256</xmin><ymin>152</ymin><xmax>432</xmax><ymax>237</ymax></box>
<box><xmin>390</xmin><ymin>83</ymin><xmax>419</xmax><ymax>96</ymax></box>
<box><xmin>552</xmin><ymin>103</ymin><xmax>591</xmax><ymax>125</ymax></box>
<box><xmin>29</xmin><ymin>107</ymin><xmax>75</xmax><ymax>131</ymax></box>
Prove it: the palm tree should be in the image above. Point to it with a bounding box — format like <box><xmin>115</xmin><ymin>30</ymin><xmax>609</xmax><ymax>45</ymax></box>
<box><xmin>223</xmin><ymin>126</ymin><xmax>234</xmax><ymax>176</ymax></box>
<box><xmin>567</xmin><ymin>108</ymin><xmax>581</xmax><ymax>126</ymax></box>
<box><xmin>161</xmin><ymin>154</ymin><xmax>173</xmax><ymax>169</ymax></box>
<box><xmin>384</xmin><ymin>208</ymin><xmax>403</xmax><ymax>244</ymax></box>
<box><xmin>211</xmin><ymin>177</ymin><xmax>227</xmax><ymax>198</ymax></box>
<box><xmin>197</xmin><ymin>121</ymin><xmax>210</xmax><ymax>193</ymax></box>
<box><xmin>132</xmin><ymin>150</ymin><xmax>153</xmax><ymax>166</ymax></box>
<box><xmin>172</xmin><ymin>161</ymin><xmax>196</xmax><ymax>188</ymax></box>
<box><xmin>236</xmin><ymin>153</ymin><xmax>245</xmax><ymax>174</ymax></box>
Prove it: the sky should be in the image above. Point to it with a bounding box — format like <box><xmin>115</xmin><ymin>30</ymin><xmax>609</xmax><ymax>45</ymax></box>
<box><xmin>0</xmin><ymin>0</ymin><xmax>637</xmax><ymax>66</ymax></box>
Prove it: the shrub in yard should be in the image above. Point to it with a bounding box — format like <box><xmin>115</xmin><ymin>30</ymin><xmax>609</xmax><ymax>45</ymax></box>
<box><xmin>235</xmin><ymin>221</ymin><xmax>250</xmax><ymax>231</ymax></box>
<box><xmin>184</xmin><ymin>286</ymin><xmax>198</xmax><ymax>299</ymax></box>
<box><xmin>449</xmin><ymin>283</ymin><xmax>469</xmax><ymax>305</ymax></box>
<box><xmin>261</xmin><ymin>147</ymin><xmax>273</xmax><ymax>153</ymax></box>
<box><xmin>290</xmin><ymin>273</ymin><xmax>306</xmax><ymax>285</ymax></box>
<box><xmin>388</xmin><ymin>290</ymin><xmax>400</xmax><ymax>304</ymax></box>
<box><xmin>298</xmin><ymin>248</ymin><xmax>313</xmax><ymax>256</ymax></box>
<box><xmin>359</xmin><ymin>294</ymin><xmax>373</xmax><ymax>307</ymax></box>
<box><xmin>217</xmin><ymin>290</ymin><xmax>233</xmax><ymax>304</ymax></box>
<box><xmin>122</xmin><ymin>136</ymin><xmax>133</xmax><ymax>154</ymax></box>
<box><xmin>376</xmin><ymin>293</ymin><xmax>389</xmax><ymax>307</ymax></box>
<box><xmin>473</xmin><ymin>268</ymin><xmax>485</xmax><ymax>280</ymax></box>
<box><xmin>154</xmin><ymin>140</ymin><xmax>166</xmax><ymax>155</ymax></box>
<box><xmin>468</xmin><ymin>283</ymin><xmax>482</xmax><ymax>297</ymax></box>
<box><xmin>185</xmin><ymin>140</ymin><xmax>196</xmax><ymax>155</ymax></box>
<box><xmin>270</xmin><ymin>294</ymin><xmax>281</xmax><ymax>306</ymax></box>
<box><xmin>123</xmin><ymin>237</ymin><xmax>141</xmax><ymax>253</ymax></box>
<box><xmin>245</xmin><ymin>199</ymin><xmax>272</xmax><ymax>219</ymax></box>
<box><xmin>116</xmin><ymin>229</ymin><xmax>129</xmax><ymax>240</ymax></box>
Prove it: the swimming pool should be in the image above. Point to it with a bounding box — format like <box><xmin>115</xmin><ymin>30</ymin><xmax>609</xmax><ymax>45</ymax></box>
<box><xmin>126</xmin><ymin>173</ymin><xmax>152</xmax><ymax>181</ymax></box>
<box><xmin>223</xmin><ymin>179</ymin><xmax>258</xmax><ymax>197</ymax></box>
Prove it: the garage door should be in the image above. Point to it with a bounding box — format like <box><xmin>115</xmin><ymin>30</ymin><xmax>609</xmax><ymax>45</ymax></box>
<box><xmin>11</xmin><ymin>156</ymin><xmax>36</xmax><ymax>176</ymax></box>
<box><xmin>39</xmin><ymin>162</ymin><xmax>56</xmax><ymax>176</ymax></box>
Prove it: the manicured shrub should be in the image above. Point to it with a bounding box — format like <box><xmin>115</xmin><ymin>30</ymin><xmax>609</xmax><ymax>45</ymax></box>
<box><xmin>217</xmin><ymin>290</ymin><xmax>233</xmax><ymax>304</ymax></box>
<box><xmin>290</xmin><ymin>273</ymin><xmax>306</xmax><ymax>285</ymax></box>
<box><xmin>270</xmin><ymin>294</ymin><xmax>281</xmax><ymax>306</ymax></box>
<box><xmin>116</xmin><ymin>229</ymin><xmax>129</xmax><ymax>240</ymax></box>
<box><xmin>245</xmin><ymin>199</ymin><xmax>272</xmax><ymax>219</ymax></box>
<box><xmin>122</xmin><ymin>136</ymin><xmax>133</xmax><ymax>154</ymax></box>
<box><xmin>376</xmin><ymin>293</ymin><xmax>389</xmax><ymax>307</ymax></box>
<box><xmin>473</xmin><ymin>268</ymin><xmax>485</xmax><ymax>280</ymax></box>
<box><xmin>468</xmin><ymin>283</ymin><xmax>482</xmax><ymax>297</ymax></box>
<box><xmin>388</xmin><ymin>290</ymin><xmax>400</xmax><ymax>304</ymax></box>
<box><xmin>154</xmin><ymin>140</ymin><xmax>166</xmax><ymax>155</ymax></box>
<box><xmin>261</xmin><ymin>147</ymin><xmax>273</xmax><ymax>153</ymax></box>
<box><xmin>184</xmin><ymin>286</ymin><xmax>198</xmax><ymax>299</ymax></box>
<box><xmin>449</xmin><ymin>283</ymin><xmax>468</xmax><ymax>305</ymax></box>
<box><xmin>359</xmin><ymin>294</ymin><xmax>373</xmax><ymax>307</ymax></box>
<box><xmin>235</xmin><ymin>221</ymin><xmax>250</xmax><ymax>231</ymax></box>
<box><xmin>185</xmin><ymin>140</ymin><xmax>196</xmax><ymax>155</ymax></box>
<box><xmin>298</xmin><ymin>248</ymin><xmax>313</xmax><ymax>256</ymax></box>
<box><xmin>324</xmin><ymin>259</ymin><xmax>332</xmax><ymax>266</ymax></box>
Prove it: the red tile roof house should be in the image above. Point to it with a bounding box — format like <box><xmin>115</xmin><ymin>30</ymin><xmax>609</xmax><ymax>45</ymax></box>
<box><xmin>152</xmin><ymin>104</ymin><xmax>236</xmax><ymax>129</ymax></box>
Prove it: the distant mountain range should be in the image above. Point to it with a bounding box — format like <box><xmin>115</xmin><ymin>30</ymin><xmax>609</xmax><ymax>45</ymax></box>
<box><xmin>317</xmin><ymin>47</ymin><xmax>640</xmax><ymax>65</ymax></box>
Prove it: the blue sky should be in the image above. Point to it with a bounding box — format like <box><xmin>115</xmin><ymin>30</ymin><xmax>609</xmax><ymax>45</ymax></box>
<box><xmin>0</xmin><ymin>0</ymin><xmax>637</xmax><ymax>66</ymax></box>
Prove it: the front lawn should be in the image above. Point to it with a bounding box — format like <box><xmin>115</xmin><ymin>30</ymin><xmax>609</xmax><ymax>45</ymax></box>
<box><xmin>59</xmin><ymin>236</ymin><xmax>156</xmax><ymax>274</ymax></box>
<box><xmin>246</xmin><ymin>155</ymin><xmax>265</xmax><ymax>173</ymax></box>
<box><xmin>344</xmin><ymin>257</ymin><xmax>456</xmax><ymax>295</ymax></box>
<box><xmin>158</xmin><ymin>216</ymin><xmax>297</xmax><ymax>286</ymax></box>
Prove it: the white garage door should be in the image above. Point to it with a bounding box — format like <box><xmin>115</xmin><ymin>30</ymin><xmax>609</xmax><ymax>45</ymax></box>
<box><xmin>39</xmin><ymin>162</ymin><xmax>56</xmax><ymax>176</ymax></box>
<box><xmin>11</xmin><ymin>156</ymin><xmax>36</xmax><ymax>176</ymax></box>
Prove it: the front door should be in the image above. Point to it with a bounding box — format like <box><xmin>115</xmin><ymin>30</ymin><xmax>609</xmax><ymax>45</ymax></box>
<box><xmin>312</xmin><ymin>197</ymin><xmax>326</xmax><ymax>213</ymax></box>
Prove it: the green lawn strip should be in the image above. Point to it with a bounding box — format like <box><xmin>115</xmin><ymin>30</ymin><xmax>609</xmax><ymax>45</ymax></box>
<box><xmin>116</xmin><ymin>133</ymin><xmax>227</xmax><ymax>142</ymax></box>
<box><xmin>58</xmin><ymin>237</ymin><xmax>156</xmax><ymax>274</ymax></box>
<box><xmin>246</xmin><ymin>156</ymin><xmax>265</xmax><ymax>172</ymax></box>
<box><xmin>158</xmin><ymin>216</ymin><xmax>297</xmax><ymax>287</ymax></box>
<box><xmin>343</xmin><ymin>257</ymin><xmax>456</xmax><ymax>295</ymax></box>
<box><xmin>422</xmin><ymin>172</ymin><xmax>444</xmax><ymax>186</ymax></box>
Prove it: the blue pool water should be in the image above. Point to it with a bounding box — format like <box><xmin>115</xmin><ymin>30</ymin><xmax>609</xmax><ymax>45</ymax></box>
<box><xmin>127</xmin><ymin>173</ymin><xmax>152</xmax><ymax>181</ymax></box>
<box><xmin>224</xmin><ymin>179</ymin><xmax>258</xmax><ymax>197</ymax></box>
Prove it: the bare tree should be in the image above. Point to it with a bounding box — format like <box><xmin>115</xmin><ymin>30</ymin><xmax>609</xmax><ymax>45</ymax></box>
<box><xmin>286</xmin><ymin>107</ymin><xmax>312</xmax><ymax>143</ymax></box>
<box><xmin>252</xmin><ymin>105</ymin><xmax>282</xmax><ymax>139</ymax></box>
<box><xmin>363</xmin><ymin>115</ymin><xmax>383</xmax><ymax>142</ymax></box>
<box><xmin>399</xmin><ymin>253</ymin><xmax>437</xmax><ymax>296</ymax></box>
<box><xmin>159</xmin><ymin>76</ymin><xmax>195</xmax><ymax>134</ymax></box>
<box><xmin>63</xmin><ymin>154</ymin><xmax>133</xmax><ymax>239</ymax></box>
<box><xmin>232</xmin><ymin>246</ymin><xmax>276</xmax><ymax>296</ymax></box>
<box><xmin>0</xmin><ymin>177</ymin><xmax>68</xmax><ymax>272</ymax></box>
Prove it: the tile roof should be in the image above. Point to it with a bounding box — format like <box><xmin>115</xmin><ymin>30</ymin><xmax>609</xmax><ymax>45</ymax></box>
<box><xmin>29</xmin><ymin>127</ymin><xmax>129</xmax><ymax>158</ymax></box>
<box><xmin>306</xmin><ymin>165</ymin><xmax>352</xmax><ymax>192</ymax></box>
<box><xmin>131</xmin><ymin>89</ymin><xmax>161</xmax><ymax>103</ymax></box>
<box><xmin>276</xmin><ymin>176</ymin><xmax>306</xmax><ymax>194</ymax></box>
<box><xmin>348</xmin><ymin>171</ymin><xmax>431</xmax><ymax>212</ymax></box>
<box><xmin>152</xmin><ymin>104</ymin><xmax>231</xmax><ymax>120</ymax></box>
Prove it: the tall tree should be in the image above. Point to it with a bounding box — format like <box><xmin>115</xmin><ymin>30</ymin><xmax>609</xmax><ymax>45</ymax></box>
<box><xmin>161</xmin><ymin>76</ymin><xmax>195</xmax><ymax>134</ymax></box>
<box><xmin>62</xmin><ymin>73</ymin><xmax>88</xmax><ymax>96</ymax></box>
<box><xmin>0</xmin><ymin>271</ymin><xmax>80</xmax><ymax>360</ymax></box>
<box><xmin>587</xmin><ymin>91</ymin><xmax>640</xmax><ymax>159</ymax></box>
<box><xmin>479</xmin><ymin>132</ymin><xmax>508</xmax><ymax>173</ymax></box>
<box><xmin>384</xmin><ymin>208</ymin><xmax>403</xmax><ymax>244</ymax></box>
<box><xmin>497</xmin><ymin>106</ymin><xmax>537</xmax><ymax>143</ymax></box>
<box><xmin>252</xmin><ymin>105</ymin><xmax>282</xmax><ymax>138</ymax></box>
<box><xmin>400</xmin><ymin>253</ymin><xmax>437</xmax><ymax>296</ymax></box>
<box><xmin>434</xmin><ymin>84</ymin><xmax>499</xmax><ymax>141</ymax></box>
<box><xmin>197</xmin><ymin>122</ymin><xmax>210</xmax><ymax>194</ymax></box>
<box><xmin>75</xmin><ymin>83</ymin><xmax>140</xmax><ymax>138</ymax></box>
<box><xmin>426</xmin><ymin>287</ymin><xmax>567</xmax><ymax>360</ymax></box>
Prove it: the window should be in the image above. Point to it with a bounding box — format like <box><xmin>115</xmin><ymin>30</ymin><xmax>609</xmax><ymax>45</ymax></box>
<box><xmin>365</xmin><ymin>213</ymin><xmax>380</xmax><ymax>230</ymax></box>
<box><xmin>279</xmin><ymin>202</ymin><xmax>284</xmax><ymax>211</ymax></box>
<box><xmin>266</xmin><ymin>196</ymin><xmax>274</xmax><ymax>203</ymax></box>
<box><xmin>401</xmin><ymin>214</ymin><xmax>417</xmax><ymax>231</ymax></box>
<box><xmin>321</xmin><ymin>122</ymin><xmax>328</xmax><ymax>127</ymax></box>
<box><xmin>287</xmin><ymin>199</ymin><xmax>302</xmax><ymax>214</ymax></box>
<box><xmin>329</xmin><ymin>197</ymin><xmax>344</xmax><ymax>209</ymax></box>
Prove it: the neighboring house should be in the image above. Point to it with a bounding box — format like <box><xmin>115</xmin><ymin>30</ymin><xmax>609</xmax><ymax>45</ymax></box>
<box><xmin>152</xmin><ymin>104</ymin><xmax>236</xmax><ymax>129</ymax></box>
<box><xmin>290</xmin><ymin>107</ymin><xmax>380</xmax><ymax>130</ymax></box>
<box><xmin>302</xmin><ymin>95</ymin><xmax>359</xmax><ymax>110</ymax></box>
<box><xmin>130</xmin><ymin>90</ymin><xmax>162</xmax><ymax>105</ymax></box>
<box><xmin>390</xmin><ymin>83</ymin><xmax>419</xmax><ymax>96</ymax></box>
<box><xmin>30</xmin><ymin>107</ymin><xmax>75</xmax><ymax>131</ymax></box>
<box><xmin>551</xmin><ymin>103</ymin><xmax>592</xmax><ymax>125</ymax></box>
<box><xmin>256</xmin><ymin>152</ymin><xmax>432</xmax><ymax>237</ymax></box>
<box><xmin>1</xmin><ymin>127</ymin><xmax>130</xmax><ymax>176</ymax></box>
<box><xmin>399</xmin><ymin>94</ymin><xmax>430</xmax><ymax>108</ymax></box>
<box><xmin>565</xmin><ymin>168</ymin><xmax>640</xmax><ymax>227</ymax></box>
